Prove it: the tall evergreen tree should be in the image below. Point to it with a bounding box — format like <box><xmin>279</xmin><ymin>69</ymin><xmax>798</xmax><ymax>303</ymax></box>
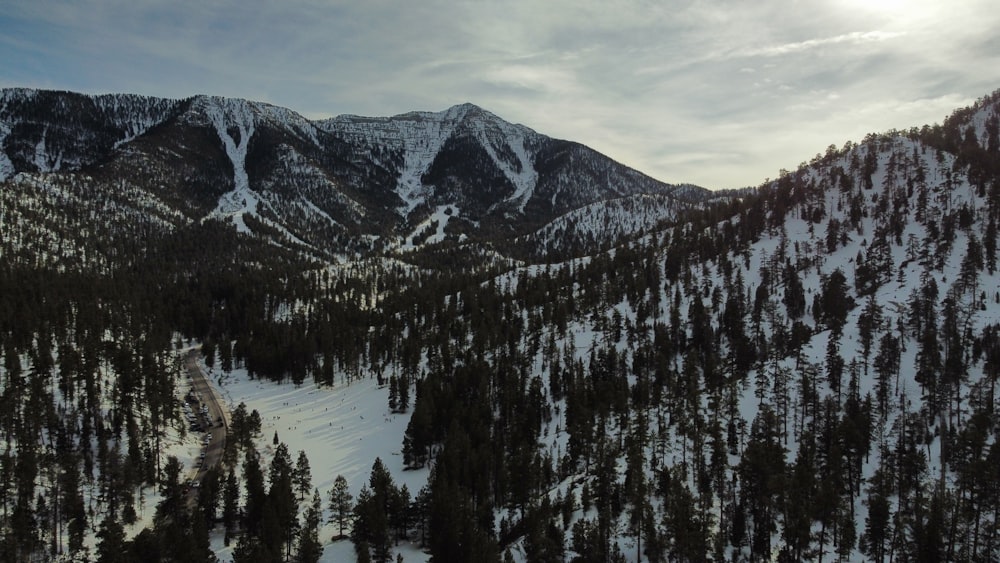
<box><xmin>293</xmin><ymin>450</ymin><xmax>312</xmax><ymax>502</ymax></box>
<box><xmin>328</xmin><ymin>474</ymin><xmax>354</xmax><ymax>540</ymax></box>
<box><xmin>297</xmin><ymin>489</ymin><xmax>323</xmax><ymax>563</ymax></box>
<box><xmin>223</xmin><ymin>468</ymin><xmax>240</xmax><ymax>546</ymax></box>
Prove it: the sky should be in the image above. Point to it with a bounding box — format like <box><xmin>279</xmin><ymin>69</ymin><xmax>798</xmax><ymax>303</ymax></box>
<box><xmin>2</xmin><ymin>0</ymin><xmax>998</xmax><ymax>190</ymax></box>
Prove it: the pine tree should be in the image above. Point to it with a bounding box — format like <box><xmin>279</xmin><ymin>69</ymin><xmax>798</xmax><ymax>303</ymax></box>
<box><xmin>223</xmin><ymin>468</ymin><xmax>240</xmax><ymax>546</ymax></box>
<box><xmin>782</xmin><ymin>435</ymin><xmax>816</xmax><ymax>560</ymax></box>
<box><xmin>297</xmin><ymin>489</ymin><xmax>323</xmax><ymax>563</ymax></box>
<box><xmin>293</xmin><ymin>450</ymin><xmax>312</xmax><ymax>502</ymax></box>
<box><xmin>819</xmin><ymin>268</ymin><xmax>852</xmax><ymax>334</ymax></box>
<box><xmin>155</xmin><ymin>455</ymin><xmax>184</xmax><ymax>521</ymax></box>
<box><xmin>352</xmin><ymin>486</ymin><xmax>392</xmax><ymax>563</ymax></box>
<box><xmin>738</xmin><ymin>406</ymin><xmax>786</xmax><ymax>560</ymax></box>
<box><xmin>243</xmin><ymin>449</ymin><xmax>267</xmax><ymax>535</ymax></box>
<box><xmin>328</xmin><ymin>474</ymin><xmax>354</xmax><ymax>540</ymax></box>
<box><xmin>862</xmin><ymin>483</ymin><xmax>890</xmax><ymax>563</ymax></box>
<box><xmin>391</xmin><ymin>483</ymin><xmax>411</xmax><ymax>543</ymax></box>
<box><xmin>873</xmin><ymin>331</ymin><xmax>900</xmax><ymax>417</ymax></box>
<box><xmin>269</xmin><ymin>443</ymin><xmax>298</xmax><ymax>559</ymax></box>
<box><xmin>95</xmin><ymin>514</ymin><xmax>128</xmax><ymax>563</ymax></box>
<box><xmin>232</xmin><ymin>532</ymin><xmax>276</xmax><ymax>563</ymax></box>
<box><xmin>857</xmin><ymin>293</ymin><xmax>883</xmax><ymax>369</ymax></box>
<box><xmin>388</xmin><ymin>375</ymin><xmax>398</xmax><ymax>412</ymax></box>
<box><xmin>197</xmin><ymin>466</ymin><xmax>221</xmax><ymax>525</ymax></box>
<box><xmin>782</xmin><ymin>263</ymin><xmax>806</xmax><ymax>319</ymax></box>
<box><xmin>398</xmin><ymin>377</ymin><xmax>410</xmax><ymax>412</ymax></box>
<box><xmin>826</xmin><ymin>336</ymin><xmax>845</xmax><ymax>402</ymax></box>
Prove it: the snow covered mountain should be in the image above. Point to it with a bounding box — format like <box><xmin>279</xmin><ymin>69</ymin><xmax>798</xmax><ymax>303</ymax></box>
<box><xmin>4</xmin><ymin>86</ymin><xmax>1000</xmax><ymax>563</ymax></box>
<box><xmin>0</xmin><ymin>89</ymin><xmax>706</xmax><ymax>265</ymax></box>
<box><xmin>0</xmin><ymin>88</ymin><xmax>180</xmax><ymax>178</ymax></box>
<box><xmin>321</xmin><ymin>103</ymin><xmax>698</xmax><ymax>227</ymax></box>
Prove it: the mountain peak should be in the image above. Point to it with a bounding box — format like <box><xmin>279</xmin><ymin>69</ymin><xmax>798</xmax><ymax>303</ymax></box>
<box><xmin>337</xmin><ymin>102</ymin><xmax>498</xmax><ymax>126</ymax></box>
<box><xmin>440</xmin><ymin>102</ymin><xmax>515</xmax><ymax>128</ymax></box>
<box><xmin>449</xmin><ymin>101</ymin><xmax>484</xmax><ymax>113</ymax></box>
<box><xmin>445</xmin><ymin>101</ymin><xmax>487</xmax><ymax>118</ymax></box>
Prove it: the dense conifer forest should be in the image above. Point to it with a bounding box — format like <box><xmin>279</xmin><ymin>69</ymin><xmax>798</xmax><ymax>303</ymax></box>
<box><xmin>1</xmin><ymin>88</ymin><xmax>1000</xmax><ymax>561</ymax></box>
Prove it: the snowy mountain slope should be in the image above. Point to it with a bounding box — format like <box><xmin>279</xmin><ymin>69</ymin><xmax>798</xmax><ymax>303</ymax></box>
<box><xmin>321</xmin><ymin>102</ymin><xmax>704</xmax><ymax>243</ymax></box>
<box><xmin>474</xmin><ymin>91</ymin><xmax>1000</xmax><ymax>562</ymax></box>
<box><xmin>0</xmin><ymin>88</ymin><xmax>181</xmax><ymax>180</ymax></box>
<box><xmin>516</xmin><ymin>192</ymin><xmax>694</xmax><ymax>256</ymax></box>
<box><xmin>196</xmin><ymin>96</ymin><xmax>260</xmax><ymax>233</ymax></box>
<box><xmin>3</xmin><ymin>87</ymin><xmax>1000</xmax><ymax>563</ymax></box>
<box><xmin>321</xmin><ymin>103</ymin><xmax>546</xmax><ymax>216</ymax></box>
<box><xmin>1</xmin><ymin>88</ymin><xmax>703</xmax><ymax>263</ymax></box>
<box><xmin>322</xmin><ymin>104</ymin><xmax>495</xmax><ymax>214</ymax></box>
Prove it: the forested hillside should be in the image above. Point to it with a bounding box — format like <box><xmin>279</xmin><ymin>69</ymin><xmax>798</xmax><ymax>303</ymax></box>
<box><xmin>1</xmin><ymin>89</ymin><xmax>1000</xmax><ymax>562</ymax></box>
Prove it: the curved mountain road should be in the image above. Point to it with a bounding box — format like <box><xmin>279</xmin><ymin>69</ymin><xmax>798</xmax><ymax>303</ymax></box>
<box><xmin>183</xmin><ymin>349</ymin><xmax>229</xmax><ymax>503</ymax></box>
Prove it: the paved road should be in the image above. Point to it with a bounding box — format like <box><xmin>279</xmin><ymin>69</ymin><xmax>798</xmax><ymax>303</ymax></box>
<box><xmin>183</xmin><ymin>349</ymin><xmax>229</xmax><ymax>503</ymax></box>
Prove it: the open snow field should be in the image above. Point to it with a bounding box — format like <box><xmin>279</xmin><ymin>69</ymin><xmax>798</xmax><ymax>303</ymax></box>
<box><xmin>201</xmin><ymin>361</ymin><xmax>431</xmax><ymax>562</ymax></box>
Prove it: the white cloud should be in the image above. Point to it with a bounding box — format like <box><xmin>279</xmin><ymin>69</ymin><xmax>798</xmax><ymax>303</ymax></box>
<box><xmin>740</xmin><ymin>30</ymin><xmax>904</xmax><ymax>58</ymax></box>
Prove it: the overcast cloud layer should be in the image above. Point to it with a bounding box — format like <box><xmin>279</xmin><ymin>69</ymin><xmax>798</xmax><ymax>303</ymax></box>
<box><xmin>2</xmin><ymin>0</ymin><xmax>998</xmax><ymax>189</ymax></box>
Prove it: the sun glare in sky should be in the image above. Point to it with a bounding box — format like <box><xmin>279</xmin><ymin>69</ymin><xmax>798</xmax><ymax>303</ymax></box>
<box><xmin>844</xmin><ymin>0</ymin><xmax>906</xmax><ymax>12</ymax></box>
<box><xmin>871</xmin><ymin>0</ymin><xmax>906</xmax><ymax>10</ymax></box>
<box><xmin>841</xmin><ymin>0</ymin><xmax>935</xmax><ymax>22</ymax></box>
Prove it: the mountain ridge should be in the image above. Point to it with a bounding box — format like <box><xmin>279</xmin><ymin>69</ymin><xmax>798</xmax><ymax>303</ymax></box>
<box><xmin>0</xmin><ymin>88</ymin><xmax>706</xmax><ymax>263</ymax></box>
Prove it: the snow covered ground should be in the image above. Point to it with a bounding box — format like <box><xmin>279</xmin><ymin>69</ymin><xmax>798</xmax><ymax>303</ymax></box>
<box><xmin>398</xmin><ymin>205</ymin><xmax>459</xmax><ymax>251</ymax></box>
<box><xmin>202</xmin><ymin>361</ymin><xmax>431</xmax><ymax>562</ymax></box>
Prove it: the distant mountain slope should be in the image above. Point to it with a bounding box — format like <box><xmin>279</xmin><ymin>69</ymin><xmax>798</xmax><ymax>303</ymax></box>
<box><xmin>0</xmin><ymin>89</ymin><xmax>706</xmax><ymax>266</ymax></box>
<box><xmin>0</xmin><ymin>88</ymin><xmax>181</xmax><ymax>178</ymax></box>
